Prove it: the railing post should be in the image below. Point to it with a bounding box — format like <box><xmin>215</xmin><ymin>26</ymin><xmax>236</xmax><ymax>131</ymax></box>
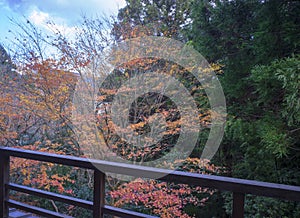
<box><xmin>93</xmin><ymin>170</ymin><xmax>105</xmax><ymax>218</ymax></box>
<box><xmin>0</xmin><ymin>151</ymin><xmax>9</xmax><ymax>218</ymax></box>
<box><xmin>232</xmin><ymin>192</ymin><xmax>245</xmax><ymax>218</ymax></box>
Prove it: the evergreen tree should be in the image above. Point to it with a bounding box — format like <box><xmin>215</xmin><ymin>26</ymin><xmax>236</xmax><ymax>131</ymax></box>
<box><xmin>112</xmin><ymin>0</ymin><xmax>193</xmax><ymax>40</ymax></box>
<box><xmin>189</xmin><ymin>1</ymin><xmax>300</xmax><ymax>216</ymax></box>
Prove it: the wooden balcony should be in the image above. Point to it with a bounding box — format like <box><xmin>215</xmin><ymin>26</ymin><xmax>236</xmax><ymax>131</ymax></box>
<box><xmin>1</xmin><ymin>147</ymin><xmax>300</xmax><ymax>218</ymax></box>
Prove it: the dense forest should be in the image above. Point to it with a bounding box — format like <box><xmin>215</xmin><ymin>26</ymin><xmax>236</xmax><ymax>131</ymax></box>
<box><xmin>0</xmin><ymin>0</ymin><xmax>299</xmax><ymax>217</ymax></box>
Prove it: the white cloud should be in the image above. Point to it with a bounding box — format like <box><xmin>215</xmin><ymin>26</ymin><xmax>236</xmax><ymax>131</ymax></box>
<box><xmin>0</xmin><ymin>0</ymin><xmax>126</xmax><ymax>49</ymax></box>
<box><xmin>27</xmin><ymin>7</ymin><xmax>77</xmax><ymax>42</ymax></box>
<box><xmin>24</xmin><ymin>0</ymin><xmax>126</xmax><ymax>40</ymax></box>
<box><xmin>5</xmin><ymin>0</ymin><xmax>126</xmax><ymax>23</ymax></box>
<box><xmin>28</xmin><ymin>10</ymin><xmax>50</xmax><ymax>25</ymax></box>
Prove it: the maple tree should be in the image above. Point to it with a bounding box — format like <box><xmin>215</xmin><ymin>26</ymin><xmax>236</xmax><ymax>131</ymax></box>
<box><xmin>0</xmin><ymin>45</ymin><xmax>20</xmax><ymax>146</ymax></box>
<box><xmin>94</xmin><ymin>57</ymin><xmax>216</xmax><ymax>163</ymax></box>
<box><xmin>1</xmin><ymin>14</ymin><xmax>223</xmax><ymax>217</ymax></box>
<box><xmin>2</xmin><ymin>56</ymin><xmax>81</xmax><ymax>214</ymax></box>
<box><xmin>109</xmin><ymin>158</ymin><xmax>221</xmax><ymax>217</ymax></box>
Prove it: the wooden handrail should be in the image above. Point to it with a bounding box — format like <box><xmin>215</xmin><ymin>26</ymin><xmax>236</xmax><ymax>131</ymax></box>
<box><xmin>1</xmin><ymin>146</ymin><xmax>300</xmax><ymax>218</ymax></box>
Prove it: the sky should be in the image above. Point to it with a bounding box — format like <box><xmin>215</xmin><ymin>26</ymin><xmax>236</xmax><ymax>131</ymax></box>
<box><xmin>0</xmin><ymin>0</ymin><xmax>126</xmax><ymax>46</ymax></box>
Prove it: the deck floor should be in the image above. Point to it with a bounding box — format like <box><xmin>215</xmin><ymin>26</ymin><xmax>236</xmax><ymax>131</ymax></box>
<box><xmin>9</xmin><ymin>208</ymin><xmax>39</xmax><ymax>218</ymax></box>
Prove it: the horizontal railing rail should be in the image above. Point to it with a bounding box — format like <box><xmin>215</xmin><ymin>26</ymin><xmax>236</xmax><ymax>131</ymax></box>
<box><xmin>1</xmin><ymin>147</ymin><xmax>300</xmax><ymax>218</ymax></box>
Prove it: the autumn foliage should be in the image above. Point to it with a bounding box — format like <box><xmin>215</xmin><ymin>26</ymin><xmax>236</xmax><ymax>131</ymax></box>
<box><xmin>110</xmin><ymin>159</ymin><xmax>220</xmax><ymax>217</ymax></box>
<box><xmin>0</xmin><ymin>14</ymin><xmax>223</xmax><ymax>217</ymax></box>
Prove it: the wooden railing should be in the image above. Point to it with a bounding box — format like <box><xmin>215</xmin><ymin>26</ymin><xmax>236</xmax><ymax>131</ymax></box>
<box><xmin>1</xmin><ymin>147</ymin><xmax>300</xmax><ymax>218</ymax></box>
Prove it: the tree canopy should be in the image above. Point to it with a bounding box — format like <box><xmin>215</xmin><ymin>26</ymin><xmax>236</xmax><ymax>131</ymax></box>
<box><xmin>0</xmin><ymin>0</ymin><xmax>299</xmax><ymax>217</ymax></box>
